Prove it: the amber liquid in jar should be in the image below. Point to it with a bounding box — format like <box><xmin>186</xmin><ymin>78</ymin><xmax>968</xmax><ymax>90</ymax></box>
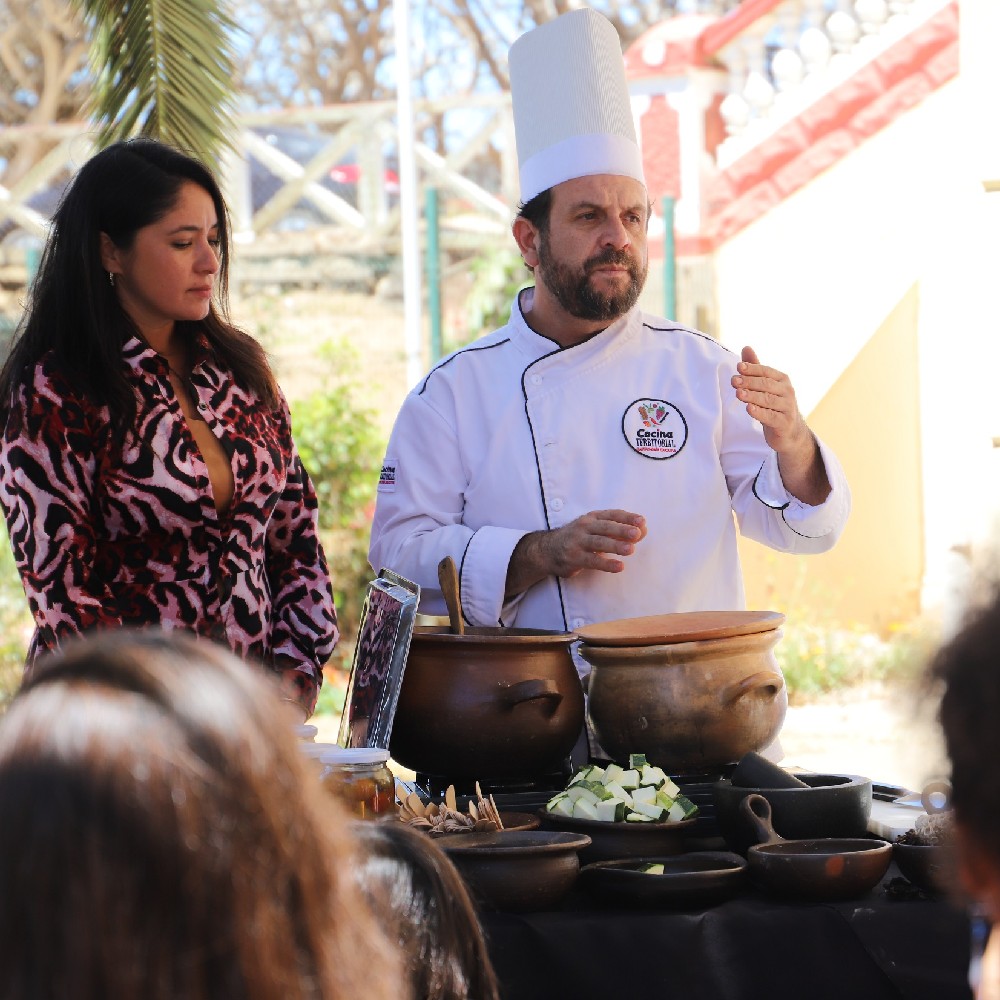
<box><xmin>320</xmin><ymin>747</ymin><xmax>395</xmax><ymax>819</ymax></box>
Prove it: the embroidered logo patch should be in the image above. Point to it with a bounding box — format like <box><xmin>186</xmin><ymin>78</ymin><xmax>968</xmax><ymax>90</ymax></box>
<box><xmin>621</xmin><ymin>398</ymin><xmax>688</xmax><ymax>460</ymax></box>
<box><xmin>377</xmin><ymin>459</ymin><xmax>398</xmax><ymax>492</ymax></box>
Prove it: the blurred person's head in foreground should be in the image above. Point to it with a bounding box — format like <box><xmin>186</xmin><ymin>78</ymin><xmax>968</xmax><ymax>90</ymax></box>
<box><xmin>354</xmin><ymin>819</ymin><xmax>501</xmax><ymax>1000</ymax></box>
<box><xmin>0</xmin><ymin>629</ymin><xmax>401</xmax><ymax>1000</ymax></box>
<box><xmin>931</xmin><ymin>590</ymin><xmax>1000</xmax><ymax>911</ymax></box>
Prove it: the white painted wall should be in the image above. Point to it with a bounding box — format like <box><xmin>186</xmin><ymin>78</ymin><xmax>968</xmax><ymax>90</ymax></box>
<box><xmin>711</xmin><ymin>30</ymin><xmax>1000</xmax><ymax>617</ymax></box>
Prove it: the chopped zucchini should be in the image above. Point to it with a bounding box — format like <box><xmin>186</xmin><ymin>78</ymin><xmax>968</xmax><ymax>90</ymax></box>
<box><xmin>631</xmin><ymin>784</ymin><xmax>657</xmax><ymax>805</ymax></box>
<box><xmin>667</xmin><ymin>799</ymin><xmax>698</xmax><ymax>823</ymax></box>
<box><xmin>631</xmin><ymin>799</ymin><xmax>668</xmax><ymax>821</ymax></box>
<box><xmin>639</xmin><ymin>862</ymin><xmax>665</xmax><ymax>875</ymax></box>
<box><xmin>603</xmin><ymin>763</ymin><xmax>625</xmax><ymax>785</ymax></box>
<box><xmin>603</xmin><ymin>782</ymin><xmax>633</xmax><ymax>806</ymax></box>
<box><xmin>673</xmin><ymin>794</ymin><xmax>699</xmax><ymax>819</ymax></box>
<box><xmin>595</xmin><ymin>798</ymin><xmax>627</xmax><ymax>822</ymax></box>
<box><xmin>639</xmin><ymin>764</ymin><xmax>668</xmax><ymax>788</ymax></box>
<box><xmin>619</xmin><ymin>768</ymin><xmax>640</xmax><ymax>790</ymax></box>
<box><xmin>548</xmin><ymin>796</ymin><xmax>575</xmax><ymax>818</ymax></box>
<box><xmin>564</xmin><ymin>784</ymin><xmax>595</xmax><ymax>803</ymax></box>
<box><xmin>573</xmin><ymin>797</ymin><xmax>601</xmax><ymax>821</ymax></box>
<box><xmin>628</xmin><ymin>753</ymin><xmax>649</xmax><ymax>769</ymax></box>
<box><xmin>625</xmin><ymin>810</ymin><xmax>655</xmax><ymax>822</ymax></box>
<box><xmin>654</xmin><ymin>789</ymin><xmax>676</xmax><ymax>811</ymax></box>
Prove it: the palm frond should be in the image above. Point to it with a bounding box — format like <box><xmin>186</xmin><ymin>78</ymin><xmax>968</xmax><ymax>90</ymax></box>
<box><xmin>74</xmin><ymin>0</ymin><xmax>240</xmax><ymax>165</ymax></box>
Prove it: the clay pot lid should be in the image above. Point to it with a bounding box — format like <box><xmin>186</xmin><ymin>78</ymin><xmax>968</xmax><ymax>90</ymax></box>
<box><xmin>574</xmin><ymin>610</ymin><xmax>784</xmax><ymax>648</ymax></box>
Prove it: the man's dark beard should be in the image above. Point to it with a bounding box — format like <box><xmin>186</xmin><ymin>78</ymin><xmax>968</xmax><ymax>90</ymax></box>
<box><xmin>536</xmin><ymin>234</ymin><xmax>647</xmax><ymax>322</ymax></box>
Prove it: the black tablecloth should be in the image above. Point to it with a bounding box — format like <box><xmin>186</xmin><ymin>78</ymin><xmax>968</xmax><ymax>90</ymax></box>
<box><xmin>480</xmin><ymin>866</ymin><xmax>972</xmax><ymax>1000</ymax></box>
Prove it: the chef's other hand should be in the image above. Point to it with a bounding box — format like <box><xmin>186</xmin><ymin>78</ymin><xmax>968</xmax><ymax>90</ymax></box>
<box><xmin>732</xmin><ymin>346</ymin><xmax>831</xmax><ymax>505</ymax></box>
<box><xmin>506</xmin><ymin>509</ymin><xmax>647</xmax><ymax>598</ymax></box>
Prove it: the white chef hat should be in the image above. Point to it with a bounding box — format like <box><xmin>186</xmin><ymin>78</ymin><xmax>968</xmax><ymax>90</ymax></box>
<box><xmin>509</xmin><ymin>8</ymin><xmax>645</xmax><ymax>205</ymax></box>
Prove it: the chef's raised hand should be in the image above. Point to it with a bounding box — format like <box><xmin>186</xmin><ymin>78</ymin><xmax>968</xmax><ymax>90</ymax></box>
<box><xmin>731</xmin><ymin>346</ymin><xmax>831</xmax><ymax>506</ymax></box>
<box><xmin>505</xmin><ymin>509</ymin><xmax>647</xmax><ymax>598</ymax></box>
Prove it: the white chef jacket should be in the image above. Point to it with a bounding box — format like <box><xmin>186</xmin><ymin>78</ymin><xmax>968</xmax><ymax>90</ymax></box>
<box><xmin>369</xmin><ymin>290</ymin><xmax>850</xmax><ymax>634</ymax></box>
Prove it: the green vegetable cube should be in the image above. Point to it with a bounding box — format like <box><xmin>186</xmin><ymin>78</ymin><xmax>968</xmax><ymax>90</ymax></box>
<box><xmin>619</xmin><ymin>768</ymin><xmax>640</xmax><ymax>790</ymax></box>
<box><xmin>603</xmin><ymin>763</ymin><xmax>625</xmax><ymax>785</ymax></box>
<box><xmin>639</xmin><ymin>764</ymin><xmax>668</xmax><ymax>788</ymax></box>
<box><xmin>631</xmin><ymin>784</ymin><xmax>657</xmax><ymax>806</ymax></box>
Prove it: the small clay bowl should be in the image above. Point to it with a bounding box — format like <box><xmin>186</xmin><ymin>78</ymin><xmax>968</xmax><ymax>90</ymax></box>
<box><xmin>893</xmin><ymin>842</ymin><xmax>951</xmax><ymax>895</ymax></box>
<box><xmin>441</xmin><ymin>830</ymin><xmax>591</xmax><ymax>912</ymax></box>
<box><xmin>538</xmin><ymin>810</ymin><xmax>696</xmax><ymax>863</ymax></box>
<box><xmin>742</xmin><ymin>794</ymin><xmax>891</xmax><ymax>902</ymax></box>
<box><xmin>499</xmin><ymin>810</ymin><xmax>542</xmax><ymax>832</ymax></box>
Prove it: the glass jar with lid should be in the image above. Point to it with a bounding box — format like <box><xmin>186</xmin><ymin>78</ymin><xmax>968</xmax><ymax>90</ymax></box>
<box><xmin>319</xmin><ymin>747</ymin><xmax>396</xmax><ymax>820</ymax></box>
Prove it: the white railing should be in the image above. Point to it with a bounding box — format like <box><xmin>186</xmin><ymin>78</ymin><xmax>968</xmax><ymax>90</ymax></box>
<box><xmin>709</xmin><ymin>0</ymin><xmax>950</xmax><ymax>168</ymax></box>
<box><xmin>0</xmin><ymin>92</ymin><xmax>517</xmax><ymax>251</ymax></box>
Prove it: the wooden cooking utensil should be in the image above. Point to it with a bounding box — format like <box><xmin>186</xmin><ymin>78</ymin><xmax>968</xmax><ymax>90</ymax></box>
<box><xmin>437</xmin><ymin>556</ymin><xmax>465</xmax><ymax>636</ymax></box>
<box><xmin>574</xmin><ymin>610</ymin><xmax>784</xmax><ymax>648</ymax></box>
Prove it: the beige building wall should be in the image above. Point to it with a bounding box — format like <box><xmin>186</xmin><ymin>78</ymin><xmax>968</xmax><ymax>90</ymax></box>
<box><xmin>738</xmin><ymin>286</ymin><xmax>923</xmax><ymax>633</ymax></box>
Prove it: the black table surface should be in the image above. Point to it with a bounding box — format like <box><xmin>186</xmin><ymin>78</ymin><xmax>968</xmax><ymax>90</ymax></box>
<box><xmin>479</xmin><ymin>864</ymin><xmax>973</xmax><ymax>1000</ymax></box>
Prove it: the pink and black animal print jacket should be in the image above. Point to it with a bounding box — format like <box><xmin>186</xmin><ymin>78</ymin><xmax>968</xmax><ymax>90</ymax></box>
<box><xmin>0</xmin><ymin>334</ymin><xmax>338</xmax><ymax>713</ymax></box>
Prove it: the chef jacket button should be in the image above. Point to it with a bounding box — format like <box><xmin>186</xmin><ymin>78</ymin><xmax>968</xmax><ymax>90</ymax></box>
<box><xmin>550</xmin><ymin>498</ymin><xmax>563</xmax><ymax>512</ymax></box>
<box><xmin>530</xmin><ymin>374</ymin><xmax>542</xmax><ymax>386</ymax></box>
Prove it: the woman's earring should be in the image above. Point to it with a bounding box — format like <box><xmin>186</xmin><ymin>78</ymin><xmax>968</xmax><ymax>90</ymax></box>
<box><xmin>108</xmin><ymin>271</ymin><xmax>115</xmax><ymax>287</ymax></box>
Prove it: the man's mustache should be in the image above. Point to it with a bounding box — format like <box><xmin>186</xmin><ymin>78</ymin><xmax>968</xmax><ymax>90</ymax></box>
<box><xmin>584</xmin><ymin>247</ymin><xmax>637</xmax><ymax>273</ymax></box>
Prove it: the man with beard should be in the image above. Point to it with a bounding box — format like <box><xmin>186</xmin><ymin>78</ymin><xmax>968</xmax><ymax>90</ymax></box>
<box><xmin>368</xmin><ymin>9</ymin><xmax>849</xmax><ymax>656</ymax></box>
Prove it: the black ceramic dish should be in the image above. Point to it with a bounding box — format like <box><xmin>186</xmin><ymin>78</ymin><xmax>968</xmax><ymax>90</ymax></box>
<box><xmin>580</xmin><ymin>851</ymin><xmax>747</xmax><ymax>907</ymax></box>
<box><xmin>713</xmin><ymin>773</ymin><xmax>873</xmax><ymax>856</ymax></box>
<box><xmin>893</xmin><ymin>842</ymin><xmax>951</xmax><ymax>895</ymax></box>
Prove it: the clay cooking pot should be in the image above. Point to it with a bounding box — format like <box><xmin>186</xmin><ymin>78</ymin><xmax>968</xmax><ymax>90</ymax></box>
<box><xmin>580</xmin><ymin>613</ymin><xmax>786</xmax><ymax>773</ymax></box>
<box><xmin>389</xmin><ymin>626</ymin><xmax>584</xmax><ymax>781</ymax></box>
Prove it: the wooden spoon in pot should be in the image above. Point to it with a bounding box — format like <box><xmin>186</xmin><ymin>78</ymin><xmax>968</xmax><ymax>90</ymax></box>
<box><xmin>437</xmin><ymin>556</ymin><xmax>465</xmax><ymax>636</ymax></box>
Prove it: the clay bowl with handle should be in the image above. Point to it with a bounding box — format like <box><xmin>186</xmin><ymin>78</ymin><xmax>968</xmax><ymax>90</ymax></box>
<box><xmin>741</xmin><ymin>794</ymin><xmax>892</xmax><ymax>901</ymax></box>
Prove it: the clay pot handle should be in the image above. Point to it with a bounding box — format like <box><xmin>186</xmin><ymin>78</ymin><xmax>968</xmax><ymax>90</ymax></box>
<box><xmin>719</xmin><ymin>670</ymin><xmax>785</xmax><ymax>706</ymax></box>
<box><xmin>500</xmin><ymin>679</ymin><xmax>563</xmax><ymax>716</ymax></box>
<box><xmin>740</xmin><ymin>792</ymin><xmax>785</xmax><ymax>846</ymax></box>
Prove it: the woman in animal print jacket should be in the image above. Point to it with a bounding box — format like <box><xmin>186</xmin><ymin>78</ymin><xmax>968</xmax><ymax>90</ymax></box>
<box><xmin>0</xmin><ymin>139</ymin><xmax>338</xmax><ymax>718</ymax></box>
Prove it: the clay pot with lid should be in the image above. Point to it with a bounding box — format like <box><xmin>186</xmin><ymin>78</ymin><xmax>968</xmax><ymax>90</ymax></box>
<box><xmin>389</xmin><ymin>625</ymin><xmax>585</xmax><ymax>781</ymax></box>
<box><xmin>579</xmin><ymin>611</ymin><xmax>787</xmax><ymax>774</ymax></box>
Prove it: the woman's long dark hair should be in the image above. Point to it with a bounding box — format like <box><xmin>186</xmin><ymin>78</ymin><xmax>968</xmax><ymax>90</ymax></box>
<box><xmin>0</xmin><ymin>138</ymin><xmax>279</xmax><ymax>427</ymax></box>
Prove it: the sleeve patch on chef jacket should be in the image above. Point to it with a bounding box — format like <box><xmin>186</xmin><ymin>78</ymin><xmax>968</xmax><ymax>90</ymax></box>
<box><xmin>377</xmin><ymin>458</ymin><xmax>398</xmax><ymax>492</ymax></box>
<box><xmin>621</xmin><ymin>398</ymin><xmax>688</xmax><ymax>460</ymax></box>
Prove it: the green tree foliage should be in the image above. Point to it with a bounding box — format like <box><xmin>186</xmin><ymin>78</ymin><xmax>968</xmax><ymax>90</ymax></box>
<box><xmin>73</xmin><ymin>0</ymin><xmax>239</xmax><ymax>163</ymax></box>
<box><xmin>0</xmin><ymin>533</ymin><xmax>32</xmax><ymax>707</ymax></box>
<box><xmin>289</xmin><ymin>341</ymin><xmax>386</xmax><ymax>669</ymax></box>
